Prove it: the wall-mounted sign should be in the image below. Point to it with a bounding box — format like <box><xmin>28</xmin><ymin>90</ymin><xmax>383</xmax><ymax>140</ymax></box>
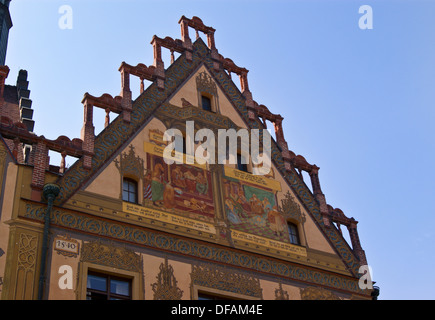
<box><xmin>123</xmin><ymin>202</ymin><xmax>216</xmax><ymax>234</ymax></box>
<box><xmin>224</xmin><ymin>167</ymin><xmax>281</xmax><ymax>192</ymax></box>
<box><xmin>144</xmin><ymin>142</ymin><xmax>206</xmax><ymax>170</ymax></box>
<box><xmin>54</xmin><ymin>235</ymin><xmax>80</xmax><ymax>258</ymax></box>
<box><xmin>231</xmin><ymin>229</ymin><xmax>307</xmax><ymax>257</ymax></box>
<box><xmin>149</xmin><ymin>129</ymin><xmax>167</xmax><ymax>146</ymax></box>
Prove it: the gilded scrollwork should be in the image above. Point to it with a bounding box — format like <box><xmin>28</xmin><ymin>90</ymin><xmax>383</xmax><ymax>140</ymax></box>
<box><xmin>300</xmin><ymin>286</ymin><xmax>341</xmax><ymax>300</ymax></box>
<box><xmin>80</xmin><ymin>240</ymin><xmax>142</xmax><ymax>273</ymax></box>
<box><xmin>151</xmin><ymin>257</ymin><xmax>183</xmax><ymax>300</ymax></box>
<box><xmin>196</xmin><ymin>71</ymin><xmax>217</xmax><ymax>97</ymax></box>
<box><xmin>17</xmin><ymin>233</ymin><xmax>38</xmax><ymax>273</ymax></box>
<box><xmin>196</xmin><ymin>70</ymin><xmax>219</xmax><ymax>113</ymax></box>
<box><xmin>114</xmin><ymin>144</ymin><xmax>146</xmax><ymax>181</ymax></box>
<box><xmin>190</xmin><ymin>263</ymin><xmax>262</xmax><ymax>299</ymax></box>
<box><xmin>279</xmin><ymin>191</ymin><xmax>306</xmax><ymax>224</ymax></box>
<box><xmin>275</xmin><ymin>283</ymin><xmax>289</xmax><ymax>300</ymax></box>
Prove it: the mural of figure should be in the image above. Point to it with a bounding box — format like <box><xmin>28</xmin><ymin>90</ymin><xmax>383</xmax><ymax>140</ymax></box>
<box><xmin>171</xmin><ymin>166</ymin><xmax>186</xmax><ymax>189</ymax></box>
<box><xmin>236</xmin><ymin>188</ymin><xmax>251</xmax><ymax>212</ymax></box>
<box><xmin>228</xmin><ymin>184</ymin><xmax>239</xmax><ymax>203</ymax></box>
<box><xmin>152</xmin><ymin>162</ymin><xmax>166</xmax><ymax>206</ymax></box>
<box><xmin>163</xmin><ymin>182</ymin><xmax>176</xmax><ymax>209</ymax></box>
<box><xmin>267</xmin><ymin>206</ymin><xmax>286</xmax><ymax>237</ymax></box>
<box><xmin>196</xmin><ymin>172</ymin><xmax>208</xmax><ymax>195</ymax></box>
<box><xmin>247</xmin><ymin>193</ymin><xmax>269</xmax><ymax>227</ymax></box>
<box><xmin>145</xmin><ymin>154</ymin><xmax>215</xmax><ymax>218</ymax></box>
<box><xmin>184</xmin><ymin>170</ymin><xmax>197</xmax><ymax>193</ymax></box>
<box><xmin>262</xmin><ymin>198</ymin><xmax>273</xmax><ymax>214</ymax></box>
<box><xmin>249</xmin><ymin>194</ymin><xmax>265</xmax><ymax>216</ymax></box>
<box><xmin>225</xmin><ymin>199</ymin><xmax>242</xmax><ymax>224</ymax></box>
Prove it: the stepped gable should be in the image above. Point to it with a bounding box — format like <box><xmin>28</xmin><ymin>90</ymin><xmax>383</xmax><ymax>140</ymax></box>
<box><xmin>46</xmin><ymin>16</ymin><xmax>367</xmax><ymax>278</ymax></box>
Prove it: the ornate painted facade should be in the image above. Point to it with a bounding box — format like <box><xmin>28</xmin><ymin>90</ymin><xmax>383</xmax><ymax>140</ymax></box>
<box><xmin>0</xmin><ymin>13</ymin><xmax>375</xmax><ymax>300</ymax></box>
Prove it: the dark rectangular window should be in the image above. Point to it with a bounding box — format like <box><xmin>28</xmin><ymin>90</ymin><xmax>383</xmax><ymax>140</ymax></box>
<box><xmin>288</xmin><ymin>222</ymin><xmax>300</xmax><ymax>245</ymax></box>
<box><xmin>123</xmin><ymin>178</ymin><xmax>138</xmax><ymax>203</ymax></box>
<box><xmin>201</xmin><ymin>96</ymin><xmax>212</xmax><ymax>112</ymax></box>
<box><xmin>237</xmin><ymin>153</ymin><xmax>248</xmax><ymax>173</ymax></box>
<box><xmin>86</xmin><ymin>272</ymin><xmax>132</xmax><ymax>300</ymax></box>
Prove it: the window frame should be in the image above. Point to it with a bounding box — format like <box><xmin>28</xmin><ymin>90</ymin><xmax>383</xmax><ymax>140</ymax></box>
<box><xmin>122</xmin><ymin>177</ymin><xmax>138</xmax><ymax>204</ymax></box>
<box><xmin>201</xmin><ymin>95</ymin><xmax>212</xmax><ymax>112</ymax></box>
<box><xmin>199</xmin><ymin>92</ymin><xmax>216</xmax><ymax>113</ymax></box>
<box><xmin>236</xmin><ymin>152</ymin><xmax>249</xmax><ymax>173</ymax></box>
<box><xmin>78</xmin><ymin>262</ymin><xmax>143</xmax><ymax>300</ymax></box>
<box><xmin>287</xmin><ymin>221</ymin><xmax>301</xmax><ymax>246</ymax></box>
<box><xmin>192</xmin><ymin>285</ymin><xmax>261</xmax><ymax>300</ymax></box>
<box><xmin>86</xmin><ymin>271</ymin><xmax>132</xmax><ymax>300</ymax></box>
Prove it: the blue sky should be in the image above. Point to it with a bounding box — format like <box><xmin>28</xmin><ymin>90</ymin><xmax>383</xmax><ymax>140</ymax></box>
<box><xmin>5</xmin><ymin>0</ymin><xmax>435</xmax><ymax>300</ymax></box>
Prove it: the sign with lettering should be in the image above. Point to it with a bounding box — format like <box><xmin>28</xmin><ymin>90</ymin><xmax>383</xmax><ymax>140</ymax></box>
<box><xmin>54</xmin><ymin>236</ymin><xmax>80</xmax><ymax>257</ymax></box>
<box><xmin>123</xmin><ymin>202</ymin><xmax>216</xmax><ymax>234</ymax></box>
<box><xmin>149</xmin><ymin>129</ymin><xmax>167</xmax><ymax>146</ymax></box>
<box><xmin>231</xmin><ymin>229</ymin><xmax>307</xmax><ymax>257</ymax></box>
<box><xmin>144</xmin><ymin>142</ymin><xmax>206</xmax><ymax>170</ymax></box>
<box><xmin>224</xmin><ymin>167</ymin><xmax>281</xmax><ymax>191</ymax></box>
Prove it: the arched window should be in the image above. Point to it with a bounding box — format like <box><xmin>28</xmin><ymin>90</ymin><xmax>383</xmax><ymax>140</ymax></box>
<box><xmin>122</xmin><ymin>178</ymin><xmax>138</xmax><ymax>203</ymax></box>
<box><xmin>287</xmin><ymin>222</ymin><xmax>300</xmax><ymax>245</ymax></box>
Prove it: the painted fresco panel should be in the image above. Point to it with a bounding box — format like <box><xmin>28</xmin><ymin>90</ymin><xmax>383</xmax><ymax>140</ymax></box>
<box><xmin>144</xmin><ymin>154</ymin><xmax>214</xmax><ymax>220</ymax></box>
<box><xmin>223</xmin><ymin>173</ymin><xmax>288</xmax><ymax>244</ymax></box>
